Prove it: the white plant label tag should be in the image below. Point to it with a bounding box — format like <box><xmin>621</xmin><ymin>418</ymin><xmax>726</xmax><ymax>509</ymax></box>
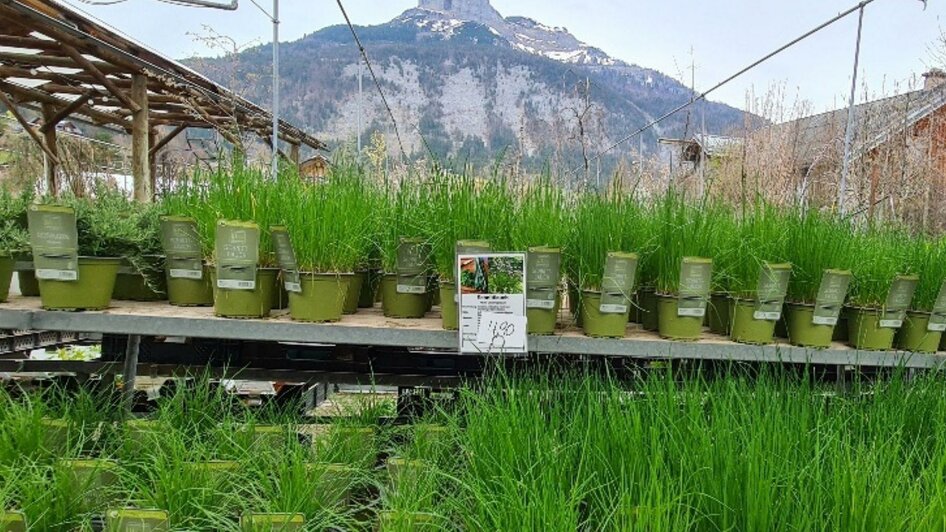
<box><xmin>217</xmin><ymin>279</ymin><xmax>256</xmax><ymax>290</ymax></box>
<box><xmin>170</xmin><ymin>268</ymin><xmax>203</xmax><ymax>280</ymax></box>
<box><xmin>35</xmin><ymin>268</ymin><xmax>78</xmax><ymax>281</ymax></box>
<box><xmin>754</xmin><ymin>310</ymin><xmax>781</xmax><ymax>321</ymax></box>
<box><xmin>527</xmin><ymin>299</ymin><xmax>556</xmax><ymax>310</ymax></box>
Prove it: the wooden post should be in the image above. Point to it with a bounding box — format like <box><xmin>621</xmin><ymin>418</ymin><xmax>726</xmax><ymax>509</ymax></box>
<box><xmin>149</xmin><ymin>128</ymin><xmax>157</xmax><ymax>198</ymax></box>
<box><xmin>41</xmin><ymin>103</ymin><xmax>59</xmax><ymax>197</ymax></box>
<box><xmin>289</xmin><ymin>143</ymin><xmax>300</xmax><ymax>165</ymax></box>
<box><xmin>130</xmin><ymin>74</ymin><xmax>151</xmax><ymax>202</ymax></box>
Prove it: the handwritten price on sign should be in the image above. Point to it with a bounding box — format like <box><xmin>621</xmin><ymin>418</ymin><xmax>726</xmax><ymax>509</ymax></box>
<box><xmin>476</xmin><ymin>312</ymin><xmax>527</xmax><ymax>352</ymax></box>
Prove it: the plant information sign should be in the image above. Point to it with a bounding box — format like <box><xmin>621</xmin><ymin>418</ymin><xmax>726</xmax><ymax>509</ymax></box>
<box><xmin>458</xmin><ymin>253</ymin><xmax>527</xmax><ymax>355</ymax></box>
<box><xmin>270</xmin><ymin>226</ymin><xmax>302</xmax><ymax>293</ymax></box>
<box><xmin>27</xmin><ymin>204</ymin><xmax>78</xmax><ymax>281</ymax></box>
<box><xmin>677</xmin><ymin>257</ymin><xmax>712</xmax><ymax>318</ymax></box>
<box><xmin>160</xmin><ymin>216</ymin><xmax>203</xmax><ymax>280</ymax></box>
<box><xmin>880</xmin><ymin>275</ymin><xmax>919</xmax><ymax>329</ymax></box>
<box><xmin>600</xmin><ymin>252</ymin><xmax>639</xmax><ymax>314</ymax></box>
<box><xmin>526</xmin><ymin>247</ymin><xmax>560</xmax><ymax>310</ymax></box>
<box><xmin>215</xmin><ymin>221</ymin><xmax>260</xmax><ymax>291</ymax></box>
<box><xmin>928</xmin><ymin>280</ymin><xmax>946</xmax><ymax>332</ymax></box>
<box><xmin>753</xmin><ymin>262</ymin><xmax>792</xmax><ymax>321</ymax></box>
<box><xmin>812</xmin><ymin>270</ymin><xmax>851</xmax><ymax>326</ymax></box>
<box><xmin>396</xmin><ymin>238</ymin><xmax>428</xmax><ymax>294</ymax></box>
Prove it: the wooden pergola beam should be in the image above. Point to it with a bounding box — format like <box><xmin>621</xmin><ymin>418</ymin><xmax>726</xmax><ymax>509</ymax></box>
<box><xmin>0</xmin><ymin>89</ymin><xmax>61</xmax><ymax>164</ymax></box>
<box><xmin>0</xmin><ymin>79</ymin><xmax>130</xmax><ymax>129</ymax></box>
<box><xmin>61</xmin><ymin>43</ymin><xmax>140</xmax><ymax>113</ymax></box>
<box><xmin>0</xmin><ymin>50</ymin><xmax>123</xmax><ymax>74</ymax></box>
<box><xmin>0</xmin><ymin>34</ymin><xmax>59</xmax><ymax>51</ymax></box>
<box><xmin>149</xmin><ymin>123</ymin><xmax>186</xmax><ymax>156</ymax></box>
<box><xmin>39</xmin><ymin>90</ymin><xmax>93</xmax><ymax>133</ymax></box>
<box><xmin>41</xmin><ymin>102</ymin><xmax>58</xmax><ymax>195</ymax></box>
<box><xmin>130</xmin><ymin>73</ymin><xmax>150</xmax><ymax>202</ymax></box>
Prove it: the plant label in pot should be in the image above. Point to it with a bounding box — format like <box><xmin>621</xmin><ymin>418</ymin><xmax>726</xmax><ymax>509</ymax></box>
<box><xmin>397</xmin><ymin>238</ymin><xmax>428</xmax><ymax>294</ymax></box>
<box><xmin>677</xmin><ymin>257</ymin><xmax>712</xmax><ymax>317</ymax></box>
<box><xmin>600</xmin><ymin>252</ymin><xmax>638</xmax><ymax>314</ymax></box>
<box><xmin>27</xmin><ymin>205</ymin><xmax>78</xmax><ymax>281</ymax></box>
<box><xmin>812</xmin><ymin>270</ymin><xmax>851</xmax><ymax>326</ymax></box>
<box><xmin>880</xmin><ymin>275</ymin><xmax>919</xmax><ymax>329</ymax></box>
<box><xmin>753</xmin><ymin>262</ymin><xmax>791</xmax><ymax>321</ymax></box>
<box><xmin>160</xmin><ymin>216</ymin><xmax>203</xmax><ymax>280</ymax></box>
<box><xmin>526</xmin><ymin>247</ymin><xmax>560</xmax><ymax>310</ymax></box>
<box><xmin>928</xmin><ymin>280</ymin><xmax>946</xmax><ymax>332</ymax></box>
<box><xmin>270</xmin><ymin>226</ymin><xmax>302</xmax><ymax>293</ymax></box>
<box><xmin>215</xmin><ymin>221</ymin><xmax>259</xmax><ymax>290</ymax></box>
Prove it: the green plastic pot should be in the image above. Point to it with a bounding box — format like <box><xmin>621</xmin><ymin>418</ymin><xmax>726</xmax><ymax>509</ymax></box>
<box><xmin>657</xmin><ymin>294</ymin><xmax>703</xmax><ymax>341</ymax></box>
<box><xmin>528</xmin><ymin>293</ymin><xmax>561</xmax><ymax>335</ymax></box>
<box><xmin>0</xmin><ymin>255</ymin><xmax>12</xmax><ymax>302</ymax></box>
<box><xmin>639</xmin><ymin>287</ymin><xmax>659</xmax><ymax>332</ymax></box>
<box><xmin>359</xmin><ymin>269</ymin><xmax>381</xmax><ymax>308</ymax></box>
<box><xmin>785</xmin><ymin>303</ymin><xmax>835</xmax><ymax>348</ymax></box>
<box><xmin>166</xmin><ymin>264</ymin><xmax>214</xmax><ymax>307</ymax></box>
<box><xmin>38</xmin><ymin>257</ymin><xmax>121</xmax><ymax>311</ymax></box>
<box><xmin>730</xmin><ymin>298</ymin><xmax>777</xmax><ymax>345</ymax></box>
<box><xmin>707</xmin><ymin>292</ymin><xmax>732</xmax><ymax>335</ymax></box>
<box><xmin>212</xmin><ymin>268</ymin><xmax>276</xmax><ymax>319</ymax></box>
<box><xmin>343</xmin><ymin>271</ymin><xmax>367</xmax><ymax>315</ymax></box>
<box><xmin>833</xmin><ymin>308</ymin><xmax>850</xmax><ymax>342</ymax></box>
<box><xmin>896</xmin><ymin>311</ymin><xmax>942</xmax><ymax>354</ymax></box>
<box><xmin>580</xmin><ymin>290</ymin><xmax>629</xmax><ymax>338</ymax></box>
<box><xmin>440</xmin><ymin>281</ymin><xmax>458</xmax><ymax>330</ymax></box>
<box><xmin>381</xmin><ymin>274</ymin><xmax>427</xmax><ymax>318</ymax></box>
<box><xmin>847</xmin><ymin>307</ymin><xmax>896</xmax><ymax>351</ymax></box>
<box><xmin>266</xmin><ymin>268</ymin><xmax>288</xmax><ymax>310</ymax></box>
<box><xmin>17</xmin><ymin>270</ymin><xmax>40</xmax><ymax>297</ymax></box>
<box><xmin>288</xmin><ymin>273</ymin><xmax>352</xmax><ymax>323</ymax></box>
<box><xmin>113</xmin><ymin>257</ymin><xmax>167</xmax><ymax>302</ymax></box>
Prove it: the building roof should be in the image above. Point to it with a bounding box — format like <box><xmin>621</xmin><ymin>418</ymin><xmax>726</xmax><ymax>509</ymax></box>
<box><xmin>765</xmin><ymin>80</ymin><xmax>946</xmax><ymax>169</ymax></box>
<box><xmin>659</xmin><ymin>133</ymin><xmax>742</xmax><ymax>162</ymax></box>
<box><xmin>0</xmin><ymin>0</ymin><xmax>324</xmax><ymax>150</ymax></box>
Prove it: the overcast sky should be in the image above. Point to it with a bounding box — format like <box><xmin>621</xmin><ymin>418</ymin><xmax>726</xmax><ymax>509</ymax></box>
<box><xmin>62</xmin><ymin>0</ymin><xmax>944</xmax><ymax>113</ymax></box>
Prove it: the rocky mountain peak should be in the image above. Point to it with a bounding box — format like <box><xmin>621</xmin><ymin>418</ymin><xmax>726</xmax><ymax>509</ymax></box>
<box><xmin>416</xmin><ymin>0</ymin><xmax>503</xmax><ymax>25</ymax></box>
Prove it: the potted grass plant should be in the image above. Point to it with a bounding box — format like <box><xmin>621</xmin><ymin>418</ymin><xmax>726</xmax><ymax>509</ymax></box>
<box><xmin>0</xmin><ymin>191</ymin><xmax>28</xmax><ymax>302</ymax></box>
<box><xmin>378</xmin><ymin>177</ymin><xmax>431</xmax><ymax>319</ymax></box>
<box><xmin>897</xmin><ymin>237</ymin><xmax>946</xmax><ymax>353</ymax></box>
<box><xmin>847</xmin><ymin>227</ymin><xmax>917</xmax><ymax>351</ymax></box>
<box><xmin>282</xmin><ymin>170</ymin><xmax>373</xmax><ymax>323</ymax></box>
<box><xmin>161</xmin><ymin>173</ymin><xmax>214</xmax><ymax>306</ymax></box>
<box><xmin>112</xmin><ymin>199</ymin><xmax>167</xmax><ymax>302</ymax></box>
<box><xmin>29</xmin><ymin>189</ymin><xmax>140</xmax><ymax>311</ymax></box>
<box><xmin>513</xmin><ymin>176</ymin><xmax>567</xmax><ymax>335</ymax></box>
<box><xmin>565</xmin><ymin>191</ymin><xmax>637</xmax><ymax>338</ymax></box>
<box><xmin>653</xmin><ymin>193</ymin><xmax>717</xmax><ymax>341</ymax></box>
<box><xmin>705</xmin><ymin>209</ymin><xmax>738</xmax><ymax>335</ymax></box>
<box><xmin>726</xmin><ymin>202</ymin><xmax>791</xmax><ymax>345</ymax></box>
<box><xmin>783</xmin><ymin>209</ymin><xmax>853</xmax><ymax>348</ymax></box>
<box><xmin>1</xmin><ymin>188</ymin><xmax>38</xmax><ymax>297</ymax></box>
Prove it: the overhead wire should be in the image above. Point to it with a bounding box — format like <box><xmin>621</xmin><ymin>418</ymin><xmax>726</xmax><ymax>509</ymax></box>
<box><xmin>570</xmin><ymin>0</ymin><xmax>882</xmax><ymax>178</ymax></box>
<box><xmin>334</xmin><ymin>0</ymin><xmax>408</xmax><ymax>160</ymax></box>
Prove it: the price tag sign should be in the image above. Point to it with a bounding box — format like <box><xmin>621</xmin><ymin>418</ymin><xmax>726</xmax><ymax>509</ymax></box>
<box><xmin>458</xmin><ymin>253</ymin><xmax>527</xmax><ymax>355</ymax></box>
<box><xmin>475</xmin><ymin>312</ymin><xmax>527</xmax><ymax>351</ymax></box>
<box><xmin>270</xmin><ymin>226</ymin><xmax>302</xmax><ymax>293</ymax></box>
<box><xmin>396</xmin><ymin>237</ymin><xmax>428</xmax><ymax>294</ymax></box>
<box><xmin>27</xmin><ymin>204</ymin><xmax>79</xmax><ymax>281</ymax></box>
<box><xmin>677</xmin><ymin>257</ymin><xmax>712</xmax><ymax>318</ymax></box>
<box><xmin>753</xmin><ymin>262</ymin><xmax>791</xmax><ymax>321</ymax></box>
<box><xmin>160</xmin><ymin>216</ymin><xmax>204</xmax><ymax>280</ymax></box>
<box><xmin>215</xmin><ymin>221</ymin><xmax>259</xmax><ymax>291</ymax></box>
<box><xmin>526</xmin><ymin>247</ymin><xmax>560</xmax><ymax>310</ymax></box>
<box><xmin>600</xmin><ymin>252</ymin><xmax>638</xmax><ymax>314</ymax></box>
<box><xmin>812</xmin><ymin>269</ymin><xmax>851</xmax><ymax>326</ymax></box>
<box><xmin>928</xmin><ymin>280</ymin><xmax>946</xmax><ymax>332</ymax></box>
<box><xmin>880</xmin><ymin>275</ymin><xmax>918</xmax><ymax>329</ymax></box>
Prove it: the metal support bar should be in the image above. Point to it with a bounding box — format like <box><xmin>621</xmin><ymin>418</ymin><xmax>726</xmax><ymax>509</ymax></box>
<box><xmin>838</xmin><ymin>6</ymin><xmax>866</xmax><ymax>216</ymax></box>
<box><xmin>122</xmin><ymin>334</ymin><xmax>140</xmax><ymax>412</ymax></box>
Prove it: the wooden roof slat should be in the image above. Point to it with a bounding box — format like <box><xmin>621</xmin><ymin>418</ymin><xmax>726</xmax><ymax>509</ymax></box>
<box><xmin>0</xmin><ymin>78</ymin><xmax>130</xmax><ymax>128</ymax></box>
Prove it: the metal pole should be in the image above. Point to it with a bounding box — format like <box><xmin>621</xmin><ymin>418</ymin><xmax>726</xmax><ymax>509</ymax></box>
<box><xmin>357</xmin><ymin>61</ymin><xmax>363</xmax><ymax>153</ymax></box>
<box><xmin>122</xmin><ymin>334</ymin><xmax>141</xmax><ymax>413</ymax></box>
<box><xmin>271</xmin><ymin>0</ymin><xmax>280</xmax><ymax>179</ymax></box>
<box><xmin>839</xmin><ymin>6</ymin><xmax>865</xmax><ymax>215</ymax></box>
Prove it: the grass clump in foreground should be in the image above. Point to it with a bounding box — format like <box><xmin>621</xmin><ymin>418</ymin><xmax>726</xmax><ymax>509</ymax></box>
<box><xmin>5</xmin><ymin>369</ymin><xmax>946</xmax><ymax>530</ymax></box>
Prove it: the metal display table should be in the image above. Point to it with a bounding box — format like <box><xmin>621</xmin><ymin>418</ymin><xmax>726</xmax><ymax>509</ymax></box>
<box><xmin>0</xmin><ymin>296</ymin><xmax>943</xmax><ymax>370</ymax></box>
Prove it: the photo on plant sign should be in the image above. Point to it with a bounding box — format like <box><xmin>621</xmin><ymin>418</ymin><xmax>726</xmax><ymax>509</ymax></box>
<box><xmin>459</xmin><ymin>256</ymin><xmax>524</xmax><ymax>295</ymax></box>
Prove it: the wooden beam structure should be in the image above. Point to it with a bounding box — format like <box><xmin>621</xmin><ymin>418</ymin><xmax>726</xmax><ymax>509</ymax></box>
<box><xmin>0</xmin><ymin>0</ymin><xmax>326</xmax><ymax>198</ymax></box>
<box><xmin>130</xmin><ymin>73</ymin><xmax>150</xmax><ymax>202</ymax></box>
<box><xmin>41</xmin><ymin>102</ymin><xmax>59</xmax><ymax>195</ymax></box>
